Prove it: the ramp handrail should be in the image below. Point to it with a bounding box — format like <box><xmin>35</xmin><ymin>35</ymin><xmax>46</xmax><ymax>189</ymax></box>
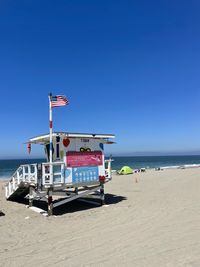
<box><xmin>7</xmin><ymin>163</ymin><xmax>38</xmax><ymax>185</ymax></box>
<box><xmin>5</xmin><ymin>162</ymin><xmax>65</xmax><ymax>198</ymax></box>
<box><xmin>5</xmin><ymin>163</ymin><xmax>38</xmax><ymax>199</ymax></box>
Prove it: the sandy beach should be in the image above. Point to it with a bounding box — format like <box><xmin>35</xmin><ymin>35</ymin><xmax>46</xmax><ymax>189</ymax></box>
<box><xmin>0</xmin><ymin>168</ymin><xmax>200</xmax><ymax>267</ymax></box>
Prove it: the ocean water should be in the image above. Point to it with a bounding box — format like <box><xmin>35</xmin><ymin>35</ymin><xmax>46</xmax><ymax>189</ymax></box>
<box><xmin>111</xmin><ymin>155</ymin><xmax>200</xmax><ymax>170</ymax></box>
<box><xmin>1</xmin><ymin>155</ymin><xmax>200</xmax><ymax>180</ymax></box>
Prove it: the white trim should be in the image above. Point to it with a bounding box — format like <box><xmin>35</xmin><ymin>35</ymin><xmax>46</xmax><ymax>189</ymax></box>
<box><xmin>28</xmin><ymin>132</ymin><xmax>115</xmax><ymax>144</ymax></box>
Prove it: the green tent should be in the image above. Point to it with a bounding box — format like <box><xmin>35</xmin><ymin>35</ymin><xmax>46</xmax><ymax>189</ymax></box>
<box><xmin>118</xmin><ymin>166</ymin><xmax>133</xmax><ymax>175</ymax></box>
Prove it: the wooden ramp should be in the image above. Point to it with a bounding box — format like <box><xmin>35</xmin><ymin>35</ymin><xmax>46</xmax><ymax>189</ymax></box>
<box><xmin>7</xmin><ymin>184</ymin><xmax>29</xmax><ymax>201</ymax></box>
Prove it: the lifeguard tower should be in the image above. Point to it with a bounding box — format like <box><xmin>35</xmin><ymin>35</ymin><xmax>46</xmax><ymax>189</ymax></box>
<box><xmin>5</xmin><ymin>94</ymin><xmax>115</xmax><ymax>215</ymax></box>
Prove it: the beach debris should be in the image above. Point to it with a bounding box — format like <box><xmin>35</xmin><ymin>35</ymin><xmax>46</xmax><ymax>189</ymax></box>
<box><xmin>25</xmin><ymin>216</ymin><xmax>30</xmax><ymax>220</ymax></box>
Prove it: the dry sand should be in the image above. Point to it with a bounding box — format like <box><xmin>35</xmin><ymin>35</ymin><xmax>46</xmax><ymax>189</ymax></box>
<box><xmin>0</xmin><ymin>168</ymin><xmax>200</xmax><ymax>267</ymax></box>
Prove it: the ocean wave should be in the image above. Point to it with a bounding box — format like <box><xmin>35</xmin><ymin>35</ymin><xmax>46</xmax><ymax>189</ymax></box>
<box><xmin>159</xmin><ymin>164</ymin><xmax>200</xmax><ymax>170</ymax></box>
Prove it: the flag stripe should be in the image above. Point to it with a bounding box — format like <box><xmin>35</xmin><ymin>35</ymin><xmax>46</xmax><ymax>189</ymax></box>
<box><xmin>51</xmin><ymin>95</ymin><xmax>69</xmax><ymax>108</ymax></box>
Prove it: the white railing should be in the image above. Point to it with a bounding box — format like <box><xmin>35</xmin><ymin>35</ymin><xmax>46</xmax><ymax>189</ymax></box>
<box><xmin>42</xmin><ymin>162</ymin><xmax>65</xmax><ymax>185</ymax></box>
<box><xmin>21</xmin><ymin>164</ymin><xmax>38</xmax><ymax>183</ymax></box>
<box><xmin>9</xmin><ymin>164</ymin><xmax>38</xmax><ymax>184</ymax></box>
<box><xmin>5</xmin><ymin>162</ymin><xmax>65</xmax><ymax>198</ymax></box>
<box><xmin>105</xmin><ymin>159</ymin><xmax>113</xmax><ymax>180</ymax></box>
<box><xmin>5</xmin><ymin>164</ymin><xmax>38</xmax><ymax>199</ymax></box>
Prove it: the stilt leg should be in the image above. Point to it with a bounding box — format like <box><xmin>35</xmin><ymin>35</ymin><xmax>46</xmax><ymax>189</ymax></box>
<box><xmin>100</xmin><ymin>184</ymin><xmax>105</xmax><ymax>206</ymax></box>
<box><xmin>75</xmin><ymin>187</ymin><xmax>78</xmax><ymax>195</ymax></box>
<box><xmin>29</xmin><ymin>186</ymin><xmax>34</xmax><ymax>207</ymax></box>
<box><xmin>48</xmin><ymin>189</ymin><xmax>53</xmax><ymax>216</ymax></box>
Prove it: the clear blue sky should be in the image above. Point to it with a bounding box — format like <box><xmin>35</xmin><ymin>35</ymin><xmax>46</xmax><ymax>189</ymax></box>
<box><xmin>1</xmin><ymin>0</ymin><xmax>200</xmax><ymax>159</ymax></box>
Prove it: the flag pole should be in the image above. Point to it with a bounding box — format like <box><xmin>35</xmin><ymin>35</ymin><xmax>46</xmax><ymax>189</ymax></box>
<box><xmin>48</xmin><ymin>93</ymin><xmax>53</xmax><ymax>184</ymax></box>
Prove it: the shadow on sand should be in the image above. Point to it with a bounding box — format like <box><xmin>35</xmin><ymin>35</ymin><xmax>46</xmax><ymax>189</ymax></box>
<box><xmin>9</xmin><ymin>193</ymin><xmax>127</xmax><ymax>216</ymax></box>
<box><xmin>0</xmin><ymin>210</ymin><xmax>5</xmax><ymax>216</ymax></box>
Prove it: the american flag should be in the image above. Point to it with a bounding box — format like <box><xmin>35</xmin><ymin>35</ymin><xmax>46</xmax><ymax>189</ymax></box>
<box><xmin>51</xmin><ymin>95</ymin><xmax>69</xmax><ymax>108</ymax></box>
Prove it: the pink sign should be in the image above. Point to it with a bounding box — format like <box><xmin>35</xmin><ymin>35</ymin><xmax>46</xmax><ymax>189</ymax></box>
<box><xmin>66</xmin><ymin>151</ymin><xmax>103</xmax><ymax>167</ymax></box>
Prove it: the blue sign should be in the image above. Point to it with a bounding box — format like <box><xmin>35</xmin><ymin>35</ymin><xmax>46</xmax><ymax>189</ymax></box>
<box><xmin>72</xmin><ymin>166</ymin><xmax>99</xmax><ymax>184</ymax></box>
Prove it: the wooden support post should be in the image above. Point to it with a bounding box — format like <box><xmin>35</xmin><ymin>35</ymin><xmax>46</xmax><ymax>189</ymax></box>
<box><xmin>37</xmin><ymin>164</ymin><xmax>42</xmax><ymax>190</ymax></box>
<box><xmin>29</xmin><ymin>186</ymin><xmax>34</xmax><ymax>207</ymax></box>
<box><xmin>48</xmin><ymin>189</ymin><xmax>53</xmax><ymax>216</ymax></box>
<box><xmin>75</xmin><ymin>187</ymin><xmax>78</xmax><ymax>195</ymax></box>
<box><xmin>100</xmin><ymin>184</ymin><xmax>105</xmax><ymax>206</ymax></box>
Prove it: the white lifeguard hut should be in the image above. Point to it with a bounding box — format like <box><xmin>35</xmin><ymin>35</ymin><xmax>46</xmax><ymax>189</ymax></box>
<box><xmin>5</xmin><ymin>94</ymin><xmax>115</xmax><ymax>216</ymax></box>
